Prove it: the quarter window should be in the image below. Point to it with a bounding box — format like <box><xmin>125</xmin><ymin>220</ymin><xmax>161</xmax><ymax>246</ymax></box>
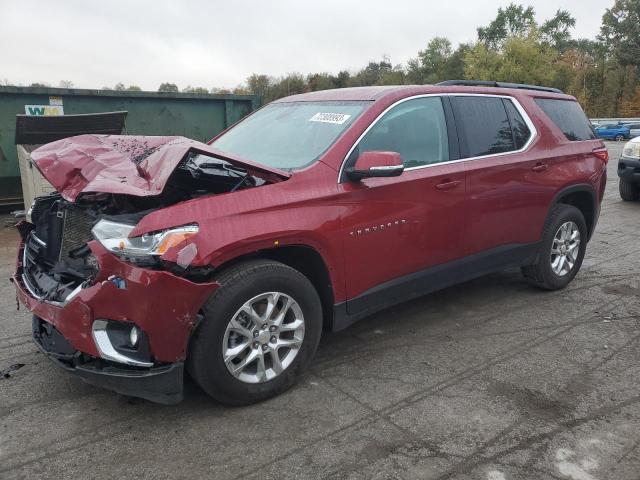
<box><xmin>534</xmin><ymin>98</ymin><xmax>596</xmax><ymax>141</ymax></box>
<box><xmin>452</xmin><ymin>96</ymin><xmax>516</xmax><ymax>158</ymax></box>
<box><xmin>355</xmin><ymin>97</ymin><xmax>450</xmax><ymax>168</ymax></box>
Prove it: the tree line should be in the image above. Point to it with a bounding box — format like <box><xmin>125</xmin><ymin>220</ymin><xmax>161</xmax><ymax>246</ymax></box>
<box><xmin>13</xmin><ymin>0</ymin><xmax>640</xmax><ymax>117</ymax></box>
<box><xmin>237</xmin><ymin>1</ymin><xmax>639</xmax><ymax>117</ymax></box>
<box><xmin>239</xmin><ymin>0</ymin><xmax>640</xmax><ymax>117</ymax></box>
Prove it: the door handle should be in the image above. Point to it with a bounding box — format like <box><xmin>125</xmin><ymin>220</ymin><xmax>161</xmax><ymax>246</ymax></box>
<box><xmin>532</xmin><ymin>162</ymin><xmax>548</xmax><ymax>172</ymax></box>
<box><xmin>435</xmin><ymin>179</ymin><xmax>461</xmax><ymax>191</ymax></box>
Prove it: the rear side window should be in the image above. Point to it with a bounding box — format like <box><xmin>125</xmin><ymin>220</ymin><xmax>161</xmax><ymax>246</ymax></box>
<box><xmin>534</xmin><ymin>99</ymin><xmax>596</xmax><ymax>141</ymax></box>
<box><xmin>452</xmin><ymin>96</ymin><xmax>516</xmax><ymax>157</ymax></box>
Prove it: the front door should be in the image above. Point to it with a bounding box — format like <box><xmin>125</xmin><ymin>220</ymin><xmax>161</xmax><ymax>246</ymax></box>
<box><xmin>338</xmin><ymin>96</ymin><xmax>467</xmax><ymax>315</ymax></box>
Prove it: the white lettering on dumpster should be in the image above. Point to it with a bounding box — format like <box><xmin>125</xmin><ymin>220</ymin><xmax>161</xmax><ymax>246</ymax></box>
<box><xmin>24</xmin><ymin>105</ymin><xmax>64</xmax><ymax>116</ymax></box>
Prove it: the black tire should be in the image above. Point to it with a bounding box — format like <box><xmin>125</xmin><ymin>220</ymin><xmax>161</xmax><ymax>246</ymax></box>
<box><xmin>522</xmin><ymin>204</ymin><xmax>587</xmax><ymax>290</ymax></box>
<box><xmin>187</xmin><ymin>259</ymin><xmax>322</xmax><ymax>406</ymax></box>
<box><xmin>619</xmin><ymin>178</ymin><xmax>640</xmax><ymax>201</ymax></box>
<box><xmin>615</xmin><ymin>134</ymin><xmax>625</xmax><ymax>141</ymax></box>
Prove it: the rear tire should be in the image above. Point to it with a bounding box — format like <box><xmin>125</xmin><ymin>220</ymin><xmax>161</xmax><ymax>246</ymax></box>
<box><xmin>619</xmin><ymin>178</ymin><xmax>640</xmax><ymax>201</ymax></box>
<box><xmin>522</xmin><ymin>204</ymin><xmax>587</xmax><ymax>290</ymax></box>
<box><xmin>188</xmin><ymin>259</ymin><xmax>322</xmax><ymax>406</ymax></box>
<box><xmin>615</xmin><ymin>134</ymin><xmax>625</xmax><ymax>141</ymax></box>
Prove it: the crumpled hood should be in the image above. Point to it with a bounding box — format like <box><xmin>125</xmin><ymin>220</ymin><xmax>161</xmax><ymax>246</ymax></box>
<box><xmin>30</xmin><ymin>134</ymin><xmax>290</xmax><ymax>201</ymax></box>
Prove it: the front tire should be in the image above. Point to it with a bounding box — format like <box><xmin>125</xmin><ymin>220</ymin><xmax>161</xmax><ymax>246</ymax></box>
<box><xmin>522</xmin><ymin>204</ymin><xmax>587</xmax><ymax>290</ymax></box>
<box><xmin>188</xmin><ymin>259</ymin><xmax>322</xmax><ymax>405</ymax></box>
<box><xmin>619</xmin><ymin>178</ymin><xmax>640</xmax><ymax>201</ymax></box>
<box><xmin>615</xmin><ymin>134</ymin><xmax>626</xmax><ymax>141</ymax></box>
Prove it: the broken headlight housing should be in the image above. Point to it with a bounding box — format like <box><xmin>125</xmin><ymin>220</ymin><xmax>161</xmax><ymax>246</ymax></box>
<box><xmin>91</xmin><ymin>220</ymin><xmax>198</xmax><ymax>258</ymax></box>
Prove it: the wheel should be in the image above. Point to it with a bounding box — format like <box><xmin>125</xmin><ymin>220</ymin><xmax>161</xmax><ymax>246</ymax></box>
<box><xmin>615</xmin><ymin>134</ymin><xmax>625</xmax><ymax>141</ymax></box>
<box><xmin>619</xmin><ymin>178</ymin><xmax>640</xmax><ymax>201</ymax></box>
<box><xmin>188</xmin><ymin>259</ymin><xmax>322</xmax><ymax>405</ymax></box>
<box><xmin>522</xmin><ymin>204</ymin><xmax>587</xmax><ymax>290</ymax></box>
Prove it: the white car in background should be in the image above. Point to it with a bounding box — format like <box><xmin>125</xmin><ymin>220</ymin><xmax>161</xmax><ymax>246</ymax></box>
<box><xmin>623</xmin><ymin>122</ymin><xmax>640</xmax><ymax>138</ymax></box>
<box><xmin>618</xmin><ymin>136</ymin><xmax>640</xmax><ymax>201</ymax></box>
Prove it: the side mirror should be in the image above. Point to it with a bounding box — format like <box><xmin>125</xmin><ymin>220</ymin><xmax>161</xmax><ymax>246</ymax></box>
<box><xmin>346</xmin><ymin>151</ymin><xmax>404</xmax><ymax>181</ymax></box>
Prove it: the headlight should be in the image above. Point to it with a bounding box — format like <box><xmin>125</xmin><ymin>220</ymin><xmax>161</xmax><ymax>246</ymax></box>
<box><xmin>91</xmin><ymin>220</ymin><xmax>198</xmax><ymax>257</ymax></box>
<box><xmin>622</xmin><ymin>141</ymin><xmax>640</xmax><ymax>159</ymax></box>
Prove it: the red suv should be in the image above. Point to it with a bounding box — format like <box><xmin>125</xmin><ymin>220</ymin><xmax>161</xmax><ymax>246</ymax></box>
<box><xmin>13</xmin><ymin>81</ymin><xmax>608</xmax><ymax>405</ymax></box>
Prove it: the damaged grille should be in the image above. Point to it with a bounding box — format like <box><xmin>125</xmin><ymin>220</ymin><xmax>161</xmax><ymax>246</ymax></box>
<box><xmin>59</xmin><ymin>208</ymin><xmax>95</xmax><ymax>260</ymax></box>
<box><xmin>22</xmin><ymin>195</ymin><xmax>98</xmax><ymax>303</ymax></box>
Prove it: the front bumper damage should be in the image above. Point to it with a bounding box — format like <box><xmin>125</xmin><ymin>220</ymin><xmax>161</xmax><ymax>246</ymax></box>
<box><xmin>32</xmin><ymin>316</ymin><xmax>184</xmax><ymax>404</ymax></box>
<box><xmin>13</xmin><ymin>236</ymin><xmax>219</xmax><ymax>404</ymax></box>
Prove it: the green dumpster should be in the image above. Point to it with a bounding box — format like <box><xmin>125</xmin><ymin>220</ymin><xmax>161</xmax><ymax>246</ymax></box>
<box><xmin>0</xmin><ymin>86</ymin><xmax>259</xmax><ymax>206</ymax></box>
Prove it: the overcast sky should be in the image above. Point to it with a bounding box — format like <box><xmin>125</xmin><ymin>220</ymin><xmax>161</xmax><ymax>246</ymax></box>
<box><xmin>0</xmin><ymin>0</ymin><xmax>608</xmax><ymax>91</ymax></box>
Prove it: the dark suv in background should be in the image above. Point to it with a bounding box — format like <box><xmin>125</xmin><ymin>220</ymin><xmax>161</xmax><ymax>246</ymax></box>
<box><xmin>13</xmin><ymin>80</ymin><xmax>608</xmax><ymax>405</ymax></box>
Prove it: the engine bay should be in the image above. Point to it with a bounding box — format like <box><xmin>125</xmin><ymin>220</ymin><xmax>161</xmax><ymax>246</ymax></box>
<box><xmin>19</xmin><ymin>152</ymin><xmax>272</xmax><ymax>303</ymax></box>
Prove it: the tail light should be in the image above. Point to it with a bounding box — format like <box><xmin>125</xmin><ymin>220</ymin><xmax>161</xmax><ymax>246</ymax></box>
<box><xmin>592</xmin><ymin>147</ymin><xmax>609</xmax><ymax>164</ymax></box>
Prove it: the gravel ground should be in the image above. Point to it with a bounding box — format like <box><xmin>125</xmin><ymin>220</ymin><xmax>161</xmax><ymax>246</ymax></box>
<box><xmin>1</xmin><ymin>141</ymin><xmax>638</xmax><ymax>480</ymax></box>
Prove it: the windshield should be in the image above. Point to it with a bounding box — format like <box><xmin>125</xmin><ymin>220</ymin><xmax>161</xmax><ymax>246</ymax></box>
<box><xmin>210</xmin><ymin>101</ymin><xmax>368</xmax><ymax>170</ymax></box>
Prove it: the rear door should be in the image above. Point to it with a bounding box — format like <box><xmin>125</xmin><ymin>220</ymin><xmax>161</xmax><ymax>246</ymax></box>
<box><xmin>339</xmin><ymin>96</ymin><xmax>467</xmax><ymax>313</ymax></box>
<box><xmin>451</xmin><ymin>95</ymin><xmax>550</xmax><ymax>255</ymax></box>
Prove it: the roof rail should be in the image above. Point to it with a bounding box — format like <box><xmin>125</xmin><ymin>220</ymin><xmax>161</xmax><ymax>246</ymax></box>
<box><xmin>436</xmin><ymin>80</ymin><xmax>563</xmax><ymax>94</ymax></box>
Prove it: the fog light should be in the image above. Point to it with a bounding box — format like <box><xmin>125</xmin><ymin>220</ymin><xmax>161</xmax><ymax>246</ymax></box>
<box><xmin>91</xmin><ymin>320</ymin><xmax>152</xmax><ymax>367</ymax></box>
<box><xmin>129</xmin><ymin>326</ymin><xmax>140</xmax><ymax>347</ymax></box>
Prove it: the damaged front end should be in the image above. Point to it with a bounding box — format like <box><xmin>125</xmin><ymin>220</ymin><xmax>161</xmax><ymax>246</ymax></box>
<box><xmin>14</xmin><ymin>134</ymin><xmax>284</xmax><ymax>403</ymax></box>
<box><xmin>21</xmin><ymin>194</ymin><xmax>100</xmax><ymax>305</ymax></box>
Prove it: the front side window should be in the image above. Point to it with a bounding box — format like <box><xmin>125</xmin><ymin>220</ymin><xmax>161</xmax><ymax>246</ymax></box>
<box><xmin>355</xmin><ymin>97</ymin><xmax>450</xmax><ymax>168</ymax></box>
<box><xmin>452</xmin><ymin>96</ymin><xmax>516</xmax><ymax>158</ymax></box>
<box><xmin>211</xmin><ymin>101</ymin><xmax>368</xmax><ymax>170</ymax></box>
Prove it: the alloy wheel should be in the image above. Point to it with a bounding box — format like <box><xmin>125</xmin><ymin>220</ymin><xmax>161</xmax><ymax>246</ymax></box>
<box><xmin>550</xmin><ymin>221</ymin><xmax>580</xmax><ymax>276</ymax></box>
<box><xmin>222</xmin><ymin>292</ymin><xmax>305</xmax><ymax>383</ymax></box>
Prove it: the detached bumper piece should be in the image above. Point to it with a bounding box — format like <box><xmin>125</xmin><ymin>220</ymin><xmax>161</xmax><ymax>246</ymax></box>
<box><xmin>32</xmin><ymin>316</ymin><xmax>184</xmax><ymax>405</ymax></box>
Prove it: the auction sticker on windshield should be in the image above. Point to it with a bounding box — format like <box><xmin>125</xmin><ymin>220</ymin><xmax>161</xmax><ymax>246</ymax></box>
<box><xmin>309</xmin><ymin>112</ymin><xmax>352</xmax><ymax>124</ymax></box>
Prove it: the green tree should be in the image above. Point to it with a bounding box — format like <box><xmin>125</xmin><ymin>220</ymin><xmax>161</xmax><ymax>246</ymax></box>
<box><xmin>465</xmin><ymin>33</ymin><xmax>558</xmax><ymax>86</ymax></box>
<box><xmin>477</xmin><ymin>3</ymin><xmax>536</xmax><ymax>48</ymax></box>
<box><xmin>158</xmin><ymin>82</ymin><xmax>179</xmax><ymax>93</ymax></box>
<box><xmin>348</xmin><ymin>58</ymin><xmax>394</xmax><ymax>86</ymax></box>
<box><xmin>126</xmin><ymin>85</ymin><xmax>142</xmax><ymax>91</ymax></box>
<box><xmin>334</xmin><ymin>70</ymin><xmax>351</xmax><ymax>88</ymax></box>
<box><xmin>182</xmin><ymin>85</ymin><xmax>209</xmax><ymax>94</ymax></box>
<box><xmin>407</xmin><ymin>39</ymin><xmax>470</xmax><ymax>84</ymax></box>
<box><xmin>306</xmin><ymin>73</ymin><xmax>336</xmax><ymax>91</ymax></box>
<box><xmin>246</xmin><ymin>74</ymin><xmax>272</xmax><ymax>103</ymax></box>
<box><xmin>419</xmin><ymin>37</ymin><xmax>452</xmax><ymax>79</ymax></box>
<box><xmin>541</xmin><ymin>10</ymin><xmax>576</xmax><ymax>51</ymax></box>
<box><xmin>269</xmin><ymin>73</ymin><xmax>305</xmax><ymax>100</ymax></box>
<box><xmin>601</xmin><ymin>0</ymin><xmax>640</xmax><ymax>67</ymax></box>
<box><xmin>620</xmin><ymin>85</ymin><xmax>640</xmax><ymax>115</ymax></box>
